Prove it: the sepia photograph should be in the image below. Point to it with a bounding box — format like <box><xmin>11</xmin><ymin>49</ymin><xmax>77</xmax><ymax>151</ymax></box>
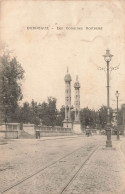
<box><xmin>0</xmin><ymin>0</ymin><xmax>125</xmax><ymax>193</ymax></box>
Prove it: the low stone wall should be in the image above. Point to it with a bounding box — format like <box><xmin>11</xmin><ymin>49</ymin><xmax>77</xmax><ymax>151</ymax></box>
<box><xmin>40</xmin><ymin>130</ymin><xmax>72</xmax><ymax>137</ymax></box>
<box><xmin>0</xmin><ymin>123</ymin><xmax>20</xmax><ymax>139</ymax></box>
<box><xmin>5</xmin><ymin>131</ymin><xmax>19</xmax><ymax>139</ymax></box>
<box><xmin>0</xmin><ymin>131</ymin><xmax>6</xmax><ymax>139</ymax></box>
<box><xmin>0</xmin><ymin>124</ymin><xmax>74</xmax><ymax>139</ymax></box>
<box><xmin>35</xmin><ymin>126</ymin><xmax>73</xmax><ymax>138</ymax></box>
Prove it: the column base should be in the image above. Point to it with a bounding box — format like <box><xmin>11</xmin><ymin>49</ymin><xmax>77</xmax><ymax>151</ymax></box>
<box><xmin>106</xmin><ymin>124</ymin><xmax>112</xmax><ymax>147</ymax></box>
<box><xmin>106</xmin><ymin>140</ymin><xmax>112</xmax><ymax>147</ymax></box>
<box><xmin>73</xmin><ymin>122</ymin><xmax>82</xmax><ymax>134</ymax></box>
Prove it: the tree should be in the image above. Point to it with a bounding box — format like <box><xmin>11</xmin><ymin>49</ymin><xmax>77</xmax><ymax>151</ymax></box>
<box><xmin>0</xmin><ymin>54</ymin><xmax>25</xmax><ymax>122</ymax></box>
<box><xmin>56</xmin><ymin>105</ymin><xmax>65</xmax><ymax>126</ymax></box>
<box><xmin>46</xmin><ymin>97</ymin><xmax>57</xmax><ymax>126</ymax></box>
<box><xmin>118</xmin><ymin>104</ymin><xmax>125</xmax><ymax>126</ymax></box>
<box><xmin>20</xmin><ymin>102</ymin><xmax>31</xmax><ymax>124</ymax></box>
<box><xmin>98</xmin><ymin>105</ymin><xmax>112</xmax><ymax>128</ymax></box>
<box><xmin>30</xmin><ymin>100</ymin><xmax>40</xmax><ymax>124</ymax></box>
<box><xmin>36</xmin><ymin>97</ymin><xmax>57</xmax><ymax>126</ymax></box>
<box><xmin>80</xmin><ymin>107</ymin><xmax>96</xmax><ymax>128</ymax></box>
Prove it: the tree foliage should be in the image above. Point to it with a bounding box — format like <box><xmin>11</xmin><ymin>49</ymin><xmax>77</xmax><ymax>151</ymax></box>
<box><xmin>0</xmin><ymin>54</ymin><xmax>25</xmax><ymax>122</ymax></box>
<box><xmin>80</xmin><ymin>105</ymin><xmax>113</xmax><ymax>129</ymax></box>
<box><xmin>15</xmin><ymin>97</ymin><xmax>58</xmax><ymax>126</ymax></box>
<box><xmin>55</xmin><ymin>106</ymin><xmax>65</xmax><ymax>126</ymax></box>
<box><xmin>80</xmin><ymin>107</ymin><xmax>97</xmax><ymax>128</ymax></box>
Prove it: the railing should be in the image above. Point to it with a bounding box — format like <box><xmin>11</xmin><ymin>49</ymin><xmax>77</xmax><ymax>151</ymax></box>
<box><xmin>35</xmin><ymin>126</ymin><xmax>73</xmax><ymax>138</ymax></box>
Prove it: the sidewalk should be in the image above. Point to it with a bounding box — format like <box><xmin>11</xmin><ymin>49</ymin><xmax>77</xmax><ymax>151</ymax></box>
<box><xmin>38</xmin><ymin>134</ymin><xmax>85</xmax><ymax>141</ymax></box>
<box><xmin>0</xmin><ymin>134</ymin><xmax>85</xmax><ymax>143</ymax></box>
<box><xmin>64</xmin><ymin>137</ymin><xmax>125</xmax><ymax>194</ymax></box>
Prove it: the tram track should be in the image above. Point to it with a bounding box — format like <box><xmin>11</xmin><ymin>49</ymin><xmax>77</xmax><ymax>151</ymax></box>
<box><xmin>1</xmin><ymin>144</ymin><xmax>96</xmax><ymax>194</ymax></box>
<box><xmin>58</xmin><ymin>146</ymin><xmax>99</xmax><ymax>194</ymax></box>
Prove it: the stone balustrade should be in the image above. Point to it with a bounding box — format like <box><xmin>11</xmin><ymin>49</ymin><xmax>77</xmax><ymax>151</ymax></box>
<box><xmin>0</xmin><ymin>123</ymin><xmax>20</xmax><ymax>139</ymax></box>
<box><xmin>35</xmin><ymin>126</ymin><xmax>73</xmax><ymax>138</ymax></box>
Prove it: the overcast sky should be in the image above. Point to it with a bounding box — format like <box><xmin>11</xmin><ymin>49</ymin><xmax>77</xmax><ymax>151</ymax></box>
<box><xmin>1</xmin><ymin>0</ymin><xmax>125</xmax><ymax>110</ymax></box>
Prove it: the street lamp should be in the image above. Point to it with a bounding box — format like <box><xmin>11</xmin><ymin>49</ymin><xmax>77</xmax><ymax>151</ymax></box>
<box><xmin>115</xmin><ymin>90</ymin><xmax>120</xmax><ymax>140</ymax></box>
<box><xmin>103</xmin><ymin>49</ymin><xmax>113</xmax><ymax>147</ymax></box>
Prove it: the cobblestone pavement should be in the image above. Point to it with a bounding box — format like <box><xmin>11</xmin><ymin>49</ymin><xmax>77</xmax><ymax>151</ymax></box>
<box><xmin>0</xmin><ymin>135</ymin><xmax>125</xmax><ymax>194</ymax></box>
<box><xmin>63</xmin><ymin>140</ymin><xmax>125</xmax><ymax>194</ymax></box>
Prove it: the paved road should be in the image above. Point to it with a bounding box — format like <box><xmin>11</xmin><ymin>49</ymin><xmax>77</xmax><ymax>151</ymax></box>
<box><xmin>0</xmin><ymin>135</ymin><xmax>125</xmax><ymax>194</ymax></box>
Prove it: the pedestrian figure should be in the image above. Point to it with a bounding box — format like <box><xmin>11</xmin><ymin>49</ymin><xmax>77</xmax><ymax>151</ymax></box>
<box><xmin>86</xmin><ymin>126</ymin><xmax>91</xmax><ymax>136</ymax></box>
<box><xmin>36</xmin><ymin>130</ymin><xmax>40</xmax><ymax>139</ymax></box>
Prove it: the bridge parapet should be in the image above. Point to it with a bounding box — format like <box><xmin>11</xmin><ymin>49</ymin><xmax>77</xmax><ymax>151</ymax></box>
<box><xmin>35</xmin><ymin>126</ymin><xmax>73</xmax><ymax>138</ymax></box>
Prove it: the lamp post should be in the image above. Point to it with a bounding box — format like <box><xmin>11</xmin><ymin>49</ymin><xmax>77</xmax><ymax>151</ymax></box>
<box><xmin>103</xmin><ymin>49</ymin><xmax>113</xmax><ymax>147</ymax></box>
<box><xmin>115</xmin><ymin>90</ymin><xmax>120</xmax><ymax>140</ymax></box>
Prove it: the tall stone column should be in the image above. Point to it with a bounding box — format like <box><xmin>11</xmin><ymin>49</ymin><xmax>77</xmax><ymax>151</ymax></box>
<box><xmin>74</xmin><ymin>75</ymin><xmax>80</xmax><ymax>122</ymax></box>
<box><xmin>63</xmin><ymin>68</ymin><xmax>72</xmax><ymax>128</ymax></box>
<box><xmin>73</xmin><ymin>76</ymin><xmax>82</xmax><ymax>133</ymax></box>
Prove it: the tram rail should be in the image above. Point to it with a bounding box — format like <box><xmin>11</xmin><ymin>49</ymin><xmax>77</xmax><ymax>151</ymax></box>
<box><xmin>59</xmin><ymin>146</ymin><xmax>99</xmax><ymax>194</ymax></box>
<box><xmin>1</xmin><ymin>144</ymin><xmax>95</xmax><ymax>193</ymax></box>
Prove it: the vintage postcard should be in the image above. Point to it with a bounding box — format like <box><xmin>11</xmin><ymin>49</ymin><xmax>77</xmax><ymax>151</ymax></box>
<box><xmin>0</xmin><ymin>0</ymin><xmax>125</xmax><ymax>194</ymax></box>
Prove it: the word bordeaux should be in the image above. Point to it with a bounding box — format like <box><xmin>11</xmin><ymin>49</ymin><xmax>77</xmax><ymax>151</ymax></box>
<box><xmin>27</xmin><ymin>26</ymin><xmax>103</xmax><ymax>30</ymax></box>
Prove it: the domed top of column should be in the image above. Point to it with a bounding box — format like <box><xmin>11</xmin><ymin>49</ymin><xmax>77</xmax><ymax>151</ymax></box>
<box><xmin>74</xmin><ymin>75</ymin><xmax>80</xmax><ymax>88</ymax></box>
<box><xmin>64</xmin><ymin>67</ymin><xmax>72</xmax><ymax>82</ymax></box>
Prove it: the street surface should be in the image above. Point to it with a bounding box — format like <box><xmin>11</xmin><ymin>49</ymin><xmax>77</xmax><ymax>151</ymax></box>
<box><xmin>0</xmin><ymin>135</ymin><xmax>125</xmax><ymax>194</ymax></box>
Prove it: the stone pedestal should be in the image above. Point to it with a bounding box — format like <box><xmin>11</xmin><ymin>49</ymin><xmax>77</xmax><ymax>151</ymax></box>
<box><xmin>73</xmin><ymin>122</ymin><xmax>82</xmax><ymax>134</ymax></box>
<box><xmin>106</xmin><ymin>126</ymin><xmax>112</xmax><ymax>147</ymax></box>
<box><xmin>63</xmin><ymin>120</ymin><xmax>72</xmax><ymax>129</ymax></box>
